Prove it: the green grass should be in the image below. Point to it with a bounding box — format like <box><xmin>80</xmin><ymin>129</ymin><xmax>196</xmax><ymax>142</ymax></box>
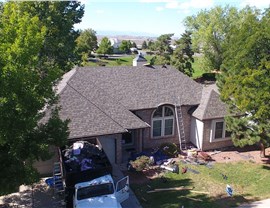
<box><xmin>131</xmin><ymin>162</ymin><xmax>270</xmax><ymax>208</ymax></box>
<box><xmin>85</xmin><ymin>55</ymin><xmax>153</xmax><ymax>67</ymax></box>
<box><xmin>85</xmin><ymin>54</ymin><xmax>205</xmax><ymax>79</ymax></box>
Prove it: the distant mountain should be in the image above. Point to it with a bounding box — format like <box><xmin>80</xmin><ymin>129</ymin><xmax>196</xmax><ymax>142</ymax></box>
<box><xmin>96</xmin><ymin>30</ymin><xmax>158</xmax><ymax>38</ymax></box>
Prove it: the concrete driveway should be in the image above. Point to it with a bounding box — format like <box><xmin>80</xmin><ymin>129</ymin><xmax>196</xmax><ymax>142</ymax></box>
<box><xmin>238</xmin><ymin>199</ymin><xmax>270</xmax><ymax>208</ymax></box>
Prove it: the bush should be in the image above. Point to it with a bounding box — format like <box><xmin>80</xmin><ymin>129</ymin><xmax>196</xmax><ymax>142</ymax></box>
<box><xmin>159</xmin><ymin>143</ymin><xmax>178</xmax><ymax>157</ymax></box>
<box><xmin>129</xmin><ymin>156</ymin><xmax>152</xmax><ymax>172</ymax></box>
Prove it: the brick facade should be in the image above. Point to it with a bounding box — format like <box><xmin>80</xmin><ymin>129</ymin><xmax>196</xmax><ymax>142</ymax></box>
<box><xmin>201</xmin><ymin>120</ymin><xmax>233</xmax><ymax>151</ymax></box>
<box><xmin>134</xmin><ymin>105</ymin><xmax>192</xmax><ymax>150</ymax></box>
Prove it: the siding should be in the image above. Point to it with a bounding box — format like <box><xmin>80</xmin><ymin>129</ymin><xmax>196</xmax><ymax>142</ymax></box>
<box><xmin>190</xmin><ymin>117</ymin><xmax>204</xmax><ymax>150</ymax></box>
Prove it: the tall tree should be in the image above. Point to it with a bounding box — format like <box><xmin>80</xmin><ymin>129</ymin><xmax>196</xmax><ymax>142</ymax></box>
<box><xmin>142</xmin><ymin>41</ymin><xmax>148</xmax><ymax>49</ymax></box>
<box><xmin>155</xmin><ymin>33</ymin><xmax>174</xmax><ymax>56</ymax></box>
<box><xmin>76</xmin><ymin>28</ymin><xmax>98</xmax><ymax>57</ymax></box>
<box><xmin>218</xmin><ymin>7</ymin><xmax>270</xmax><ymax>157</ymax></box>
<box><xmin>171</xmin><ymin>31</ymin><xmax>194</xmax><ymax>77</ymax></box>
<box><xmin>119</xmin><ymin>40</ymin><xmax>132</xmax><ymax>54</ymax></box>
<box><xmin>131</xmin><ymin>41</ymin><xmax>137</xmax><ymax>48</ymax></box>
<box><xmin>0</xmin><ymin>2</ymin><xmax>76</xmax><ymax>194</ymax></box>
<box><xmin>20</xmin><ymin>1</ymin><xmax>84</xmax><ymax>72</ymax></box>
<box><xmin>96</xmin><ymin>37</ymin><xmax>113</xmax><ymax>57</ymax></box>
<box><xmin>148</xmin><ymin>40</ymin><xmax>155</xmax><ymax>51</ymax></box>
<box><xmin>184</xmin><ymin>6</ymin><xmax>240</xmax><ymax>71</ymax></box>
<box><xmin>154</xmin><ymin>33</ymin><xmax>174</xmax><ymax>65</ymax></box>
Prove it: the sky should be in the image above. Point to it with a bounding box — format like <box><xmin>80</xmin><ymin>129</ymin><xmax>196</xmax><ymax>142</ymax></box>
<box><xmin>75</xmin><ymin>0</ymin><xmax>270</xmax><ymax>37</ymax></box>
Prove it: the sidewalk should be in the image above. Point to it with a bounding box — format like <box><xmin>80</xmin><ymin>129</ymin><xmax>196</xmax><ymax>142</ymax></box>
<box><xmin>112</xmin><ymin>163</ymin><xmax>143</xmax><ymax>208</ymax></box>
<box><xmin>238</xmin><ymin>199</ymin><xmax>270</xmax><ymax>208</ymax></box>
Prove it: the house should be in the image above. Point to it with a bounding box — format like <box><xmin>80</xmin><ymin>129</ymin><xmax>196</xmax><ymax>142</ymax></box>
<box><xmin>37</xmin><ymin>65</ymin><xmax>232</xmax><ymax>174</ymax></box>
<box><xmin>109</xmin><ymin>38</ymin><xmax>121</xmax><ymax>53</ymax></box>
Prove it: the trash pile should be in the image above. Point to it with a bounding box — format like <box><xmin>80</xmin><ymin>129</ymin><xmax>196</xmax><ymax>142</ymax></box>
<box><xmin>127</xmin><ymin>147</ymin><xmax>179</xmax><ymax>174</ymax></box>
<box><xmin>62</xmin><ymin>141</ymin><xmax>107</xmax><ymax>172</ymax></box>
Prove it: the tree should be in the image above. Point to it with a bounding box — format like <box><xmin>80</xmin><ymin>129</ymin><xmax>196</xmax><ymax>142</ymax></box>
<box><xmin>76</xmin><ymin>28</ymin><xmax>97</xmax><ymax>57</ymax></box>
<box><xmin>20</xmin><ymin>1</ymin><xmax>84</xmax><ymax>72</ymax></box>
<box><xmin>96</xmin><ymin>37</ymin><xmax>113</xmax><ymax>57</ymax></box>
<box><xmin>148</xmin><ymin>40</ymin><xmax>155</xmax><ymax>51</ymax></box>
<box><xmin>154</xmin><ymin>33</ymin><xmax>174</xmax><ymax>65</ymax></box>
<box><xmin>218</xmin><ymin>7</ymin><xmax>270</xmax><ymax>157</ymax></box>
<box><xmin>171</xmin><ymin>31</ymin><xmax>194</xmax><ymax>77</ymax></box>
<box><xmin>142</xmin><ymin>41</ymin><xmax>148</xmax><ymax>50</ymax></box>
<box><xmin>119</xmin><ymin>40</ymin><xmax>132</xmax><ymax>54</ymax></box>
<box><xmin>155</xmin><ymin>33</ymin><xmax>174</xmax><ymax>56</ymax></box>
<box><xmin>0</xmin><ymin>2</ymin><xmax>75</xmax><ymax>194</ymax></box>
<box><xmin>184</xmin><ymin>6</ymin><xmax>240</xmax><ymax>71</ymax></box>
<box><xmin>131</xmin><ymin>41</ymin><xmax>137</xmax><ymax>48</ymax></box>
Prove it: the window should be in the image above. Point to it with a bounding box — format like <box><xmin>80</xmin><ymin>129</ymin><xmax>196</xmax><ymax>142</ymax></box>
<box><xmin>152</xmin><ymin>106</ymin><xmax>174</xmax><ymax>138</ymax></box>
<box><xmin>211</xmin><ymin>119</ymin><xmax>231</xmax><ymax>142</ymax></box>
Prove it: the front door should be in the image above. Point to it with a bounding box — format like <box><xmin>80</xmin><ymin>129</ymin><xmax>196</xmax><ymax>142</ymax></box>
<box><xmin>115</xmin><ymin>176</ymin><xmax>129</xmax><ymax>203</ymax></box>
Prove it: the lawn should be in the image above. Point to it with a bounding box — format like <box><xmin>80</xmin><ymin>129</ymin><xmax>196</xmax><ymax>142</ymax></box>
<box><xmin>131</xmin><ymin>161</ymin><xmax>270</xmax><ymax>208</ymax></box>
<box><xmin>86</xmin><ymin>54</ymin><xmax>206</xmax><ymax>79</ymax></box>
<box><xmin>86</xmin><ymin>55</ymin><xmax>153</xmax><ymax>67</ymax></box>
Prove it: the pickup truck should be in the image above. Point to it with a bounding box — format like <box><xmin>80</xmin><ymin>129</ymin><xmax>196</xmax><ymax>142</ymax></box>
<box><xmin>58</xmin><ymin>139</ymin><xmax>129</xmax><ymax>208</ymax></box>
<box><xmin>73</xmin><ymin>174</ymin><xmax>129</xmax><ymax>208</ymax></box>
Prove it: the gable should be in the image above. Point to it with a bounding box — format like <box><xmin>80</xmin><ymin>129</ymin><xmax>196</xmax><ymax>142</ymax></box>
<box><xmin>192</xmin><ymin>85</ymin><xmax>228</xmax><ymax>120</ymax></box>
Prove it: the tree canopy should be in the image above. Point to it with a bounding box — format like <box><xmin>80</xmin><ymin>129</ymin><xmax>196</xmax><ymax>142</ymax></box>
<box><xmin>184</xmin><ymin>6</ymin><xmax>240</xmax><ymax>71</ymax></box>
<box><xmin>96</xmin><ymin>37</ymin><xmax>113</xmax><ymax>56</ymax></box>
<box><xmin>76</xmin><ymin>28</ymin><xmax>97</xmax><ymax>57</ymax></box>
<box><xmin>217</xmin><ymin>7</ymin><xmax>270</xmax><ymax>156</ymax></box>
<box><xmin>0</xmin><ymin>1</ymin><xmax>83</xmax><ymax>194</ymax></box>
<box><xmin>171</xmin><ymin>31</ymin><xmax>194</xmax><ymax>77</ymax></box>
<box><xmin>119</xmin><ymin>40</ymin><xmax>132</xmax><ymax>54</ymax></box>
<box><xmin>20</xmin><ymin>1</ymin><xmax>84</xmax><ymax>72</ymax></box>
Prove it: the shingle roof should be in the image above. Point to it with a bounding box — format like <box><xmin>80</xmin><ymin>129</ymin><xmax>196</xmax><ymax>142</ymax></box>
<box><xmin>50</xmin><ymin>65</ymin><xmax>203</xmax><ymax>139</ymax></box>
<box><xmin>192</xmin><ymin>84</ymin><xmax>228</xmax><ymax>120</ymax></box>
<box><xmin>75</xmin><ymin>65</ymin><xmax>202</xmax><ymax>110</ymax></box>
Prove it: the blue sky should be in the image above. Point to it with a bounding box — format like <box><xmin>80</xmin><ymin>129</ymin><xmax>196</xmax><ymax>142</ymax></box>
<box><xmin>76</xmin><ymin>0</ymin><xmax>270</xmax><ymax>37</ymax></box>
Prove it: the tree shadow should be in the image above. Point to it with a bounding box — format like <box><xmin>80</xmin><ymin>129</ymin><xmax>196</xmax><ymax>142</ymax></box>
<box><xmin>129</xmin><ymin>171</ymin><xmax>260</xmax><ymax>208</ymax></box>
<box><xmin>262</xmin><ymin>165</ymin><xmax>270</xmax><ymax>170</ymax></box>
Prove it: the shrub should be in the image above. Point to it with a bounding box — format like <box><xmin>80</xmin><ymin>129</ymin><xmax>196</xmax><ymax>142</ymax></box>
<box><xmin>129</xmin><ymin>156</ymin><xmax>152</xmax><ymax>172</ymax></box>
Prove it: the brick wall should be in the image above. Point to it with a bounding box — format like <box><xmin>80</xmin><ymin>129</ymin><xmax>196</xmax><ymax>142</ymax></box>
<box><xmin>134</xmin><ymin>105</ymin><xmax>192</xmax><ymax>150</ymax></box>
<box><xmin>201</xmin><ymin>120</ymin><xmax>233</xmax><ymax>151</ymax></box>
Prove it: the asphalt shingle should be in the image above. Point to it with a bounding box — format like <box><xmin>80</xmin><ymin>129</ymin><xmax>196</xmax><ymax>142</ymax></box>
<box><xmin>192</xmin><ymin>84</ymin><xmax>228</xmax><ymax>120</ymax></box>
<box><xmin>48</xmin><ymin>65</ymin><xmax>204</xmax><ymax>139</ymax></box>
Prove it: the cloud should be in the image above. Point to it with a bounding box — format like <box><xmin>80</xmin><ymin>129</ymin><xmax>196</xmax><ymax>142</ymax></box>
<box><xmin>95</xmin><ymin>10</ymin><xmax>105</xmax><ymax>14</ymax></box>
<box><xmin>156</xmin><ymin>6</ymin><xmax>164</xmax><ymax>11</ymax></box>
<box><xmin>151</xmin><ymin>0</ymin><xmax>215</xmax><ymax>10</ymax></box>
<box><xmin>140</xmin><ymin>0</ymin><xmax>171</xmax><ymax>2</ymax></box>
<box><xmin>240</xmin><ymin>0</ymin><xmax>270</xmax><ymax>9</ymax></box>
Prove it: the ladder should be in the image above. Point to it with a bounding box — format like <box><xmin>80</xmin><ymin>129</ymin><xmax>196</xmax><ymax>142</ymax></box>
<box><xmin>53</xmin><ymin>162</ymin><xmax>64</xmax><ymax>195</ymax></box>
<box><xmin>175</xmin><ymin>105</ymin><xmax>187</xmax><ymax>151</ymax></box>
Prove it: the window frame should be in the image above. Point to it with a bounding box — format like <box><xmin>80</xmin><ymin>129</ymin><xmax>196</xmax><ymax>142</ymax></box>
<box><xmin>210</xmin><ymin>119</ymin><xmax>231</xmax><ymax>142</ymax></box>
<box><xmin>151</xmin><ymin>106</ymin><xmax>174</xmax><ymax>139</ymax></box>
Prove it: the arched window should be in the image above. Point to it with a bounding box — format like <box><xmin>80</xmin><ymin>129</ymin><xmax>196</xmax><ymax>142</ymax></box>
<box><xmin>152</xmin><ymin>106</ymin><xmax>174</xmax><ymax>138</ymax></box>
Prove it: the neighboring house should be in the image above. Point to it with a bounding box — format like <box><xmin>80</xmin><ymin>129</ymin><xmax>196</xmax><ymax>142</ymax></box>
<box><xmin>38</xmin><ymin>65</ymin><xmax>232</xmax><ymax>174</ymax></box>
<box><xmin>109</xmin><ymin>38</ymin><xmax>121</xmax><ymax>53</ymax></box>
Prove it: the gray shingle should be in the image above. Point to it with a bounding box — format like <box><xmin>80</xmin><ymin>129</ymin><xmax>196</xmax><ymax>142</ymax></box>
<box><xmin>192</xmin><ymin>84</ymin><xmax>228</xmax><ymax>120</ymax></box>
<box><xmin>50</xmin><ymin>65</ymin><xmax>204</xmax><ymax>139</ymax></box>
<box><xmin>75</xmin><ymin>65</ymin><xmax>202</xmax><ymax>110</ymax></box>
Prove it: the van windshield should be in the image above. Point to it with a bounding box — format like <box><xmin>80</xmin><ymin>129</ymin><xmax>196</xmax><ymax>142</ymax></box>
<box><xmin>77</xmin><ymin>183</ymin><xmax>114</xmax><ymax>200</ymax></box>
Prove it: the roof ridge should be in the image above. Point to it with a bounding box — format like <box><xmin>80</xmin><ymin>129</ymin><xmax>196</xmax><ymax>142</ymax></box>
<box><xmin>202</xmin><ymin>89</ymin><xmax>214</xmax><ymax>119</ymax></box>
<box><xmin>55</xmin><ymin>67</ymin><xmax>77</xmax><ymax>95</ymax></box>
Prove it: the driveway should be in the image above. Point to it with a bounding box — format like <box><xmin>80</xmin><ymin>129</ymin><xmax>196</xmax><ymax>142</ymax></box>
<box><xmin>238</xmin><ymin>199</ymin><xmax>270</xmax><ymax>208</ymax></box>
